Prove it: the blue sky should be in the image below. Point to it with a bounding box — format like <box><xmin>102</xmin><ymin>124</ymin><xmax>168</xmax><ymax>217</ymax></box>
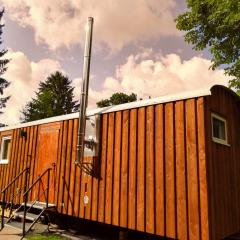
<box><xmin>0</xmin><ymin>0</ymin><xmax>229</xmax><ymax>124</ymax></box>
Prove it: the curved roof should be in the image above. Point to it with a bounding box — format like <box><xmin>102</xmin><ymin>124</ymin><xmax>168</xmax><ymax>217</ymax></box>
<box><xmin>0</xmin><ymin>85</ymin><xmax>239</xmax><ymax>132</ymax></box>
<box><xmin>211</xmin><ymin>84</ymin><xmax>240</xmax><ymax>101</ymax></box>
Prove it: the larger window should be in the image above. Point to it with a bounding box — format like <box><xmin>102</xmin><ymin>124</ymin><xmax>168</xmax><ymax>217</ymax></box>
<box><xmin>0</xmin><ymin>136</ymin><xmax>12</xmax><ymax>164</ymax></box>
<box><xmin>211</xmin><ymin>113</ymin><xmax>229</xmax><ymax>146</ymax></box>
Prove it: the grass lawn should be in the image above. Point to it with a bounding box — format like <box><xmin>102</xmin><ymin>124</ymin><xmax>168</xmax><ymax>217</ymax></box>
<box><xmin>26</xmin><ymin>233</ymin><xmax>70</xmax><ymax>240</ymax></box>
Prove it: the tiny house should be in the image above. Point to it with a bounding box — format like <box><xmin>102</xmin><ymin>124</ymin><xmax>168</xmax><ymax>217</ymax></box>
<box><xmin>0</xmin><ymin>85</ymin><xmax>240</xmax><ymax>239</ymax></box>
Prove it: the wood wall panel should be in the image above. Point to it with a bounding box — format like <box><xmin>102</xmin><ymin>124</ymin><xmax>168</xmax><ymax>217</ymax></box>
<box><xmin>128</xmin><ymin>109</ymin><xmax>137</xmax><ymax>230</ymax></box>
<box><xmin>69</xmin><ymin>119</ymin><xmax>78</xmax><ymax>217</ymax></box>
<box><xmin>85</xmin><ymin>166</ymin><xmax>93</xmax><ymax>220</ymax></box>
<box><xmin>97</xmin><ymin>114</ymin><xmax>108</xmax><ymax>222</ymax></box>
<box><xmin>146</xmin><ymin>106</ymin><xmax>155</xmax><ymax>234</ymax></box>
<box><xmin>15</xmin><ymin>127</ymin><xmax>24</xmax><ymax>204</ymax></box>
<box><xmin>197</xmin><ymin>98</ymin><xmax>209</xmax><ymax>240</ymax></box>
<box><xmin>79</xmin><ymin>168</ymin><xmax>86</xmax><ymax>218</ymax></box>
<box><xmin>186</xmin><ymin>99</ymin><xmax>200</xmax><ymax>240</ymax></box>
<box><xmin>205</xmin><ymin>87</ymin><xmax>240</xmax><ymax>239</ymax></box>
<box><xmin>64</xmin><ymin>120</ymin><xmax>74</xmax><ymax>215</ymax></box>
<box><xmin>0</xmin><ymin>126</ymin><xmax>39</xmax><ymax>204</ymax></box>
<box><xmin>136</xmin><ymin>107</ymin><xmax>145</xmax><ymax>232</ymax></box>
<box><xmin>105</xmin><ymin>112</ymin><xmax>114</xmax><ymax>224</ymax></box>
<box><xmin>29</xmin><ymin>126</ymin><xmax>38</xmax><ymax>200</ymax></box>
<box><xmin>55</xmin><ymin>121</ymin><xmax>63</xmax><ymax>212</ymax></box>
<box><xmin>155</xmin><ymin>105</ymin><xmax>165</xmax><ymax>236</ymax></box>
<box><xmin>165</xmin><ymin>103</ymin><xmax>176</xmax><ymax>238</ymax></box>
<box><xmin>20</xmin><ymin>126</ymin><xmax>31</xmax><ymax>203</ymax></box>
<box><xmin>25</xmin><ymin>127</ymin><xmax>33</xmax><ymax>199</ymax></box>
<box><xmin>57</xmin><ymin>121</ymin><xmax>68</xmax><ymax>213</ymax></box>
<box><xmin>74</xmin><ymin>151</ymin><xmax>82</xmax><ymax>218</ymax></box>
<box><xmin>0</xmin><ymin>95</ymin><xmax>214</xmax><ymax>240</ymax></box>
<box><xmin>112</xmin><ymin>111</ymin><xmax>122</xmax><ymax>226</ymax></box>
<box><xmin>91</xmin><ymin>167</ymin><xmax>98</xmax><ymax>221</ymax></box>
<box><xmin>175</xmin><ymin>101</ymin><xmax>188</xmax><ymax>240</ymax></box>
<box><xmin>16</xmin><ymin>127</ymin><xmax>24</xmax><ymax>204</ymax></box>
<box><xmin>5</xmin><ymin>129</ymin><xmax>16</xmax><ymax>200</ymax></box>
<box><xmin>120</xmin><ymin>110</ymin><xmax>129</xmax><ymax>228</ymax></box>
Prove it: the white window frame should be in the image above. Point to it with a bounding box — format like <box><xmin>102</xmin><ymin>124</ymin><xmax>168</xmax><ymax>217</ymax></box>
<box><xmin>211</xmin><ymin>113</ymin><xmax>229</xmax><ymax>146</ymax></box>
<box><xmin>0</xmin><ymin>136</ymin><xmax>12</xmax><ymax>164</ymax></box>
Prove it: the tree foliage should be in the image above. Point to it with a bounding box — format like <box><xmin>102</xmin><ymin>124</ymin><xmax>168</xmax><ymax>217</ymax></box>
<box><xmin>176</xmin><ymin>0</ymin><xmax>240</xmax><ymax>90</ymax></box>
<box><xmin>96</xmin><ymin>92</ymin><xmax>137</xmax><ymax>108</ymax></box>
<box><xmin>0</xmin><ymin>9</ymin><xmax>10</xmax><ymax>113</ymax></box>
<box><xmin>21</xmin><ymin>71</ymin><xmax>78</xmax><ymax>122</ymax></box>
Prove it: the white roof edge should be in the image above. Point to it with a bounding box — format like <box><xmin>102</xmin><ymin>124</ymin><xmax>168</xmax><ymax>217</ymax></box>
<box><xmin>0</xmin><ymin>87</ymin><xmax>212</xmax><ymax>132</ymax></box>
<box><xmin>99</xmin><ymin>87</ymin><xmax>212</xmax><ymax>114</ymax></box>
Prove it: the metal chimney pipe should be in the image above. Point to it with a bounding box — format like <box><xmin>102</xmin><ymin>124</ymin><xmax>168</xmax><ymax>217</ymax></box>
<box><xmin>76</xmin><ymin>17</ymin><xmax>94</xmax><ymax>165</ymax></box>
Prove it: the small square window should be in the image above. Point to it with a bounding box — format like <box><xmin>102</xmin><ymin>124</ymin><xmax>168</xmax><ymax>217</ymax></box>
<box><xmin>0</xmin><ymin>136</ymin><xmax>12</xmax><ymax>164</ymax></box>
<box><xmin>211</xmin><ymin>113</ymin><xmax>229</xmax><ymax>146</ymax></box>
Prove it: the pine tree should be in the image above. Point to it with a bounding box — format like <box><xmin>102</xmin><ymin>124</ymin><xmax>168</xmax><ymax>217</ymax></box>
<box><xmin>21</xmin><ymin>71</ymin><xmax>78</xmax><ymax>122</ymax></box>
<box><xmin>0</xmin><ymin>9</ymin><xmax>10</xmax><ymax>114</ymax></box>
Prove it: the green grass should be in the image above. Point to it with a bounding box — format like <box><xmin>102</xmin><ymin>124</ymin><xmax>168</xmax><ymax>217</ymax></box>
<box><xmin>26</xmin><ymin>233</ymin><xmax>70</xmax><ymax>240</ymax></box>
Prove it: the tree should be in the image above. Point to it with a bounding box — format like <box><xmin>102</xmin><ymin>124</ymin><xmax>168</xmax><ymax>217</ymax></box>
<box><xmin>175</xmin><ymin>0</ymin><xmax>240</xmax><ymax>90</ymax></box>
<box><xmin>0</xmin><ymin>9</ymin><xmax>10</xmax><ymax>114</ymax></box>
<box><xmin>96</xmin><ymin>92</ymin><xmax>137</xmax><ymax>108</ymax></box>
<box><xmin>21</xmin><ymin>71</ymin><xmax>78</xmax><ymax>122</ymax></box>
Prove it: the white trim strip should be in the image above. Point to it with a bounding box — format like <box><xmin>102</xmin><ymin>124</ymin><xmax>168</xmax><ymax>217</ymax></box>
<box><xmin>0</xmin><ymin>135</ymin><xmax>12</xmax><ymax>164</ymax></box>
<box><xmin>0</xmin><ymin>159</ymin><xmax>8</xmax><ymax>164</ymax></box>
<box><xmin>211</xmin><ymin>113</ymin><xmax>230</xmax><ymax>146</ymax></box>
<box><xmin>99</xmin><ymin>87</ymin><xmax>211</xmax><ymax>114</ymax></box>
<box><xmin>0</xmin><ymin>87</ymin><xmax>213</xmax><ymax>132</ymax></box>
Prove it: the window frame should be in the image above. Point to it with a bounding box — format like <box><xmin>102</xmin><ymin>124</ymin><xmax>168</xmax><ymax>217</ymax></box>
<box><xmin>211</xmin><ymin>113</ymin><xmax>229</xmax><ymax>146</ymax></box>
<box><xmin>0</xmin><ymin>135</ymin><xmax>12</xmax><ymax>164</ymax></box>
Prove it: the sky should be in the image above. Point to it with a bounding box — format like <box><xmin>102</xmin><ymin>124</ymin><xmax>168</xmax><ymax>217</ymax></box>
<box><xmin>0</xmin><ymin>0</ymin><xmax>230</xmax><ymax>125</ymax></box>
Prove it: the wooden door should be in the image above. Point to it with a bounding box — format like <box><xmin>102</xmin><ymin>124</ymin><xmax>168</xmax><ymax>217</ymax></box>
<box><xmin>34</xmin><ymin>122</ymin><xmax>60</xmax><ymax>204</ymax></box>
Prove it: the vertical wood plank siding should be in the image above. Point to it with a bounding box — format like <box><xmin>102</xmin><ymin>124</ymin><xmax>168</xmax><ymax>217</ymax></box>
<box><xmin>0</xmin><ymin>97</ymin><xmax>210</xmax><ymax>239</ymax></box>
<box><xmin>0</xmin><ymin>126</ymin><xmax>39</xmax><ymax>204</ymax></box>
<box><xmin>205</xmin><ymin>87</ymin><xmax>240</xmax><ymax>239</ymax></box>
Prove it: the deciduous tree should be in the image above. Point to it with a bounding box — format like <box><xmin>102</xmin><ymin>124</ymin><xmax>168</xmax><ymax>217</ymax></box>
<box><xmin>96</xmin><ymin>92</ymin><xmax>137</xmax><ymax>108</ymax></box>
<box><xmin>176</xmin><ymin>0</ymin><xmax>240</xmax><ymax>91</ymax></box>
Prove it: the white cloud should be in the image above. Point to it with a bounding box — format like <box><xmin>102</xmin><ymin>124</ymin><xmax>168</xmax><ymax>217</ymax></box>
<box><xmin>75</xmin><ymin>51</ymin><xmax>230</xmax><ymax>106</ymax></box>
<box><xmin>1</xmin><ymin>49</ymin><xmax>230</xmax><ymax>125</ymax></box>
<box><xmin>2</xmin><ymin>0</ymin><xmax>178</xmax><ymax>50</ymax></box>
<box><xmin>0</xmin><ymin>49</ymin><xmax>63</xmax><ymax>125</ymax></box>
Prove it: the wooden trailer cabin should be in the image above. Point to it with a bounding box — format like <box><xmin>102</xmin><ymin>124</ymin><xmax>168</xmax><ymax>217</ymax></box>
<box><xmin>0</xmin><ymin>84</ymin><xmax>240</xmax><ymax>239</ymax></box>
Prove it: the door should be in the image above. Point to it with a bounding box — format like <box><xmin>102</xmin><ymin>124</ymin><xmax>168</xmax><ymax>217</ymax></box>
<box><xmin>34</xmin><ymin>122</ymin><xmax>60</xmax><ymax>204</ymax></box>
